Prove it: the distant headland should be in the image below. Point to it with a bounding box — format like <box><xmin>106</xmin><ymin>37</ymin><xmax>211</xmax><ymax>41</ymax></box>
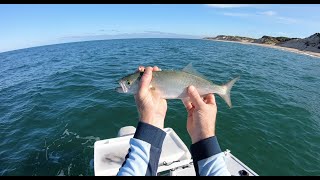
<box><xmin>203</xmin><ymin>33</ymin><xmax>320</xmax><ymax>58</ymax></box>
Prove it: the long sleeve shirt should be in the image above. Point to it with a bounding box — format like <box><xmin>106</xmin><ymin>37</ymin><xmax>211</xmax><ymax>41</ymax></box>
<box><xmin>117</xmin><ymin>122</ymin><xmax>230</xmax><ymax>176</ymax></box>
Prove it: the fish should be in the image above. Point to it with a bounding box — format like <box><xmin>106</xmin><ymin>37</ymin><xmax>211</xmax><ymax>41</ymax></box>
<box><xmin>116</xmin><ymin>63</ymin><xmax>240</xmax><ymax>108</ymax></box>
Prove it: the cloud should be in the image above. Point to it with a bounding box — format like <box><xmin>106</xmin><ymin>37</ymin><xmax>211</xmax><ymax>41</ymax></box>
<box><xmin>98</xmin><ymin>29</ymin><xmax>119</xmax><ymax>32</ymax></box>
<box><xmin>258</xmin><ymin>11</ymin><xmax>298</xmax><ymax>24</ymax></box>
<box><xmin>144</xmin><ymin>31</ymin><xmax>171</xmax><ymax>34</ymax></box>
<box><xmin>275</xmin><ymin>16</ymin><xmax>298</xmax><ymax>24</ymax></box>
<box><xmin>222</xmin><ymin>10</ymin><xmax>277</xmax><ymax>18</ymax></box>
<box><xmin>221</xmin><ymin>10</ymin><xmax>298</xmax><ymax>25</ymax></box>
<box><xmin>259</xmin><ymin>10</ymin><xmax>277</xmax><ymax>16</ymax></box>
<box><xmin>58</xmin><ymin>31</ymin><xmax>201</xmax><ymax>43</ymax></box>
<box><xmin>209</xmin><ymin>5</ymin><xmax>298</xmax><ymax>25</ymax></box>
<box><xmin>206</xmin><ymin>4</ymin><xmax>251</xmax><ymax>8</ymax></box>
<box><xmin>222</xmin><ymin>12</ymin><xmax>251</xmax><ymax>17</ymax></box>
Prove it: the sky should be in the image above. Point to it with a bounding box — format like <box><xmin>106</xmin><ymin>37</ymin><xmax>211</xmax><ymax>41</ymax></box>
<box><xmin>0</xmin><ymin>4</ymin><xmax>319</xmax><ymax>52</ymax></box>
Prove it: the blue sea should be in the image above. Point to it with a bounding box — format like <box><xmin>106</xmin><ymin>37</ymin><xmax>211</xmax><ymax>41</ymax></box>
<box><xmin>0</xmin><ymin>38</ymin><xmax>319</xmax><ymax>175</ymax></box>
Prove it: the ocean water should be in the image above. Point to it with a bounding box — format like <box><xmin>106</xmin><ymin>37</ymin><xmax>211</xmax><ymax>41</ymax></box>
<box><xmin>0</xmin><ymin>38</ymin><xmax>319</xmax><ymax>176</ymax></box>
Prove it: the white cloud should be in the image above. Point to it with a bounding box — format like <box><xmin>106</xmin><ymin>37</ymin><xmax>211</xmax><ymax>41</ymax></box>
<box><xmin>206</xmin><ymin>4</ymin><xmax>251</xmax><ymax>8</ymax></box>
<box><xmin>220</xmin><ymin>9</ymin><xmax>298</xmax><ymax>25</ymax></box>
<box><xmin>222</xmin><ymin>12</ymin><xmax>251</xmax><ymax>17</ymax></box>
<box><xmin>58</xmin><ymin>32</ymin><xmax>201</xmax><ymax>42</ymax></box>
<box><xmin>275</xmin><ymin>16</ymin><xmax>298</xmax><ymax>24</ymax></box>
<box><xmin>258</xmin><ymin>11</ymin><xmax>298</xmax><ymax>24</ymax></box>
<box><xmin>260</xmin><ymin>10</ymin><xmax>277</xmax><ymax>16</ymax></box>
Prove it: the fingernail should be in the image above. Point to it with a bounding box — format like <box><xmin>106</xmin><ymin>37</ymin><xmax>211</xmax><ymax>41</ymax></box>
<box><xmin>145</xmin><ymin>67</ymin><xmax>152</xmax><ymax>74</ymax></box>
<box><xmin>188</xmin><ymin>86</ymin><xmax>195</xmax><ymax>93</ymax></box>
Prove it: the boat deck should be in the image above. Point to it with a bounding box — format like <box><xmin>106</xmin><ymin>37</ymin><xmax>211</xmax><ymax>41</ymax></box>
<box><xmin>94</xmin><ymin>126</ymin><xmax>258</xmax><ymax>176</ymax></box>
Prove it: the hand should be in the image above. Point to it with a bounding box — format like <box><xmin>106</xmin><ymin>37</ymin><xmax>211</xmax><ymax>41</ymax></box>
<box><xmin>134</xmin><ymin>66</ymin><xmax>167</xmax><ymax>129</ymax></box>
<box><xmin>182</xmin><ymin>86</ymin><xmax>217</xmax><ymax>144</ymax></box>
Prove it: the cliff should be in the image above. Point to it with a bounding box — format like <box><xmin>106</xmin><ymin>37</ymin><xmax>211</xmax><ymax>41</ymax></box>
<box><xmin>203</xmin><ymin>33</ymin><xmax>320</xmax><ymax>54</ymax></box>
<box><xmin>253</xmin><ymin>36</ymin><xmax>299</xmax><ymax>45</ymax></box>
<box><xmin>204</xmin><ymin>35</ymin><xmax>256</xmax><ymax>43</ymax></box>
<box><xmin>278</xmin><ymin>33</ymin><xmax>320</xmax><ymax>53</ymax></box>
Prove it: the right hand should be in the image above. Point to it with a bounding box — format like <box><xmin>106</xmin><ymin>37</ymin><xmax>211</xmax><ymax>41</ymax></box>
<box><xmin>134</xmin><ymin>66</ymin><xmax>167</xmax><ymax>129</ymax></box>
<box><xmin>182</xmin><ymin>86</ymin><xmax>217</xmax><ymax>144</ymax></box>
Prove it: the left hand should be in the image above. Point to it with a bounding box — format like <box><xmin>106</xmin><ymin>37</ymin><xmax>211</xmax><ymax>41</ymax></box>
<box><xmin>134</xmin><ymin>66</ymin><xmax>167</xmax><ymax>129</ymax></box>
<box><xmin>182</xmin><ymin>86</ymin><xmax>217</xmax><ymax>144</ymax></box>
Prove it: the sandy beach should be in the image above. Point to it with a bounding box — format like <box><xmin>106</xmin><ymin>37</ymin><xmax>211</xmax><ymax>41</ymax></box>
<box><xmin>204</xmin><ymin>39</ymin><xmax>320</xmax><ymax>58</ymax></box>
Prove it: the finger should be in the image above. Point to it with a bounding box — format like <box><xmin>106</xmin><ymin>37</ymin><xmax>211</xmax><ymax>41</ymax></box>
<box><xmin>138</xmin><ymin>66</ymin><xmax>145</xmax><ymax>72</ymax></box>
<box><xmin>187</xmin><ymin>86</ymin><xmax>205</xmax><ymax>107</ymax></box>
<box><xmin>139</xmin><ymin>67</ymin><xmax>153</xmax><ymax>94</ymax></box>
<box><xmin>187</xmin><ymin>106</ymin><xmax>194</xmax><ymax>118</ymax></box>
<box><xmin>153</xmin><ymin>66</ymin><xmax>161</xmax><ymax>71</ymax></box>
<box><xmin>186</xmin><ymin>108</ymin><xmax>194</xmax><ymax>126</ymax></box>
<box><xmin>136</xmin><ymin>66</ymin><xmax>145</xmax><ymax>72</ymax></box>
<box><xmin>182</xmin><ymin>98</ymin><xmax>193</xmax><ymax>111</ymax></box>
<box><xmin>205</xmin><ymin>94</ymin><xmax>216</xmax><ymax>105</ymax></box>
<box><xmin>203</xmin><ymin>98</ymin><xmax>208</xmax><ymax>104</ymax></box>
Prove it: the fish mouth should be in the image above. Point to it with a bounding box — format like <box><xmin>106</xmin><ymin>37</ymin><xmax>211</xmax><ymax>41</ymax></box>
<box><xmin>118</xmin><ymin>81</ymin><xmax>128</xmax><ymax>93</ymax></box>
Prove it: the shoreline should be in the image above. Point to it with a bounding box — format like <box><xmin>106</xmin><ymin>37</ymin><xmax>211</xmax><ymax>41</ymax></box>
<box><xmin>204</xmin><ymin>39</ymin><xmax>320</xmax><ymax>59</ymax></box>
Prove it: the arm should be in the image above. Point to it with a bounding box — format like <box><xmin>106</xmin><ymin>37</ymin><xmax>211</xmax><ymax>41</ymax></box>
<box><xmin>117</xmin><ymin>122</ymin><xmax>166</xmax><ymax>176</ymax></box>
<box><xmin>190</xmin><ymin>136</ymin><xmax>230</xmax><ymax>176</ymax></box>
<box><xmin>117</xmin><ymin>66</ymin><xmax>167</xmax><ymax>176</ymax></box>
<box><xmin>182</xmin><ymin>86</ymin><xmax>231</xmax><ymax>176</ymax></box>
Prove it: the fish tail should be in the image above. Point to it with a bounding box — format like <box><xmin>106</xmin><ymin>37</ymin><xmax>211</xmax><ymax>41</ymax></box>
<box><xmin>217</xmin><ymin>76</ymin><xmax>240</xmax><ymax>108</ymax></box>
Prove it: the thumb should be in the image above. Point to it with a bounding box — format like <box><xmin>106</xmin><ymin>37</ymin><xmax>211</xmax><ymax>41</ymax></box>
<box><xmin>187</xmin><ymin>86</ymin><xmax>204</xmax><ymax>107</ymax></box>
<box><xmin>138</xmin><ymin>67</ymin><xmax>153</xmax><ymax>95</ymax></box>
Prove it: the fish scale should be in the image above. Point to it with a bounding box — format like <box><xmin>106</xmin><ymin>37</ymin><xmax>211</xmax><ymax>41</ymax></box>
<box><xmin>117</xmin><ymin>64</ymin><xmax>240</xmax><ymax>108</ymax></box>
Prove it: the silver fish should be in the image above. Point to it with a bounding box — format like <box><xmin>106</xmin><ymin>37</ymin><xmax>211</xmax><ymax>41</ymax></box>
<box><xmin>116</xmin><ymin>63</ymin><xmax>240</xmax><ymax>108</ymax></box>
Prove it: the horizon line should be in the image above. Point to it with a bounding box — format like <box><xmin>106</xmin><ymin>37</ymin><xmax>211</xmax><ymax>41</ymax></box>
<box><xmin>0</xmin><ymin>37</ymin><xmax>202</xmax><ymax>54</ymax></box>
<box><xmin>1</xmin><ymin>32</ymin><xmax>318</xmax><ymax>54</ymax></box>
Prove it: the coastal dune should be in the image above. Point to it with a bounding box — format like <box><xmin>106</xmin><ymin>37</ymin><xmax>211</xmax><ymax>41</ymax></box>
<box><xmin>203</xmin><ymin>33</ymin><xmax>320</xmax><ymax>58</ymax></box>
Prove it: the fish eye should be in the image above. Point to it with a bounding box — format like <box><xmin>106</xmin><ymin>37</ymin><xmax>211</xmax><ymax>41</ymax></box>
<box><xmin>127</xmin><ymin>80</ymin><xmax>130</xmax><ymax>85</ymax></box>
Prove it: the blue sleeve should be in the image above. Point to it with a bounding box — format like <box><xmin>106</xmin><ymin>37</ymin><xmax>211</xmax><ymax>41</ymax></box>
<box><xmin>190</xmin><ymin>136</ymin><xmax>231</xmax><ymax>176</ymax></box>
<box><xmin>117</xmin><ymin>122</ymin><xmax>166</xmax><ymax>176</ymax></box>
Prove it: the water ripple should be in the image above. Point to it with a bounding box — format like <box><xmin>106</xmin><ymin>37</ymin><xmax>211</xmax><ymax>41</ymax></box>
<box><xmin>0</xmin><ymin>39</ymin><xmax>320</xmax><ymax>175</ymax></box>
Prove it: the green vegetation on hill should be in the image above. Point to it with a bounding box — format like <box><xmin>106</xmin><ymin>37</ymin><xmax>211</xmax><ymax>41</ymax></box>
<box><xmin>203</xmin><ymin>33</ymin><xmax>320</xmax><ymax>53</ymax></box>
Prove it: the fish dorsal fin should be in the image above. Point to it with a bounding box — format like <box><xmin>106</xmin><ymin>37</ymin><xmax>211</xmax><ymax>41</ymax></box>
<box><xmin>182</xmin><ymin>62</ymin><xmax>208</xmax><ymax>79</ymax></box>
